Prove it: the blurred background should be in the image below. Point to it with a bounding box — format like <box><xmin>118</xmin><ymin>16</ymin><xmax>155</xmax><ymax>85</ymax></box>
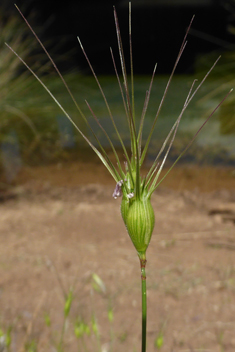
<box><xmin>0</xmin><ymin>0</ymin><xmax>235</xmax><ymax>186</ymax></box>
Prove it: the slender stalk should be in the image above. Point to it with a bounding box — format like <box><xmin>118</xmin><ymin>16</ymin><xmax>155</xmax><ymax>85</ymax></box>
<box><xmin>58</xmin><ymin>317</ymin><xmax>66</xmax><ymax>352</ymax></box>
<box><xmin>81</xmin><ymin>336</ymin><xmax>88</xmax><ymax>352</ymax></box>
<box><xmin>139</xmin><ymin>253</ymin><xmax>147</xmax><ymax>352</ymax></box>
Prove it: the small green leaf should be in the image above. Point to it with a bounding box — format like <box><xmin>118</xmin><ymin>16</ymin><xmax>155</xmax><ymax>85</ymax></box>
<box><xmin>91</xmin><ymin>315</ymin><xmax>99</xmax><ymax>337</ymax></box>
<box><xmin>154</xmin><ymin>333</ymin><xmax>164</xmax><ymax>350</ymax></box>
<box><xmin>64</xmin><ymin>290</ymin><xmax>73</xmax><ymax>317</ymax></box>
<box><xmin>6</xmin><ymin>328</ymin><xmax>11</xmax><ymax>348</ymax></box>
<box><xmin>74</xmin><ymin>317</ymin><xmax>91</xmax><ymax>339</ymax></box>
<box><xmin>108</xmin><ymin>307</ymin><xmax>114</xmax><ymax>323</ymax></box>
<box><xmin>25</xmin><ymin>340</ymin><xmax>37</xmax><ymax>352</ymax></box>
<box><xmin>92</xmin><ymin>273</ymin><xmax>106</xmax><ymax>293</ymax></box>
<box><xmin>84</xmin><ymin>323</ymin><xmax>90</xmax><ymax>336</ymax></box>
<box><xmin>44</xmin><ymin>312</ymin><xmax>51</xmax><ymax>327</ymax></box>
<box><xmin>74</xmin><ymin>323</ymin><xmax>83</xmax><ymax>339</ymax></box>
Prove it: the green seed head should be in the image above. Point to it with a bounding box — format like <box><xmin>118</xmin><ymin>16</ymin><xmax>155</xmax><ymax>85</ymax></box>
<box><xmin>121</xmin><ymin>191</ymin><xmax>155</xmax><ymax>255</ymax></box>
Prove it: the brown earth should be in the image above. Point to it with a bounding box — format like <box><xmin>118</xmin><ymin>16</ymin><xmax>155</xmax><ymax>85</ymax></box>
<box><xmin>0</xmin><ymin>162</ymin><xmax>235</xmax><ymax>352</ymax></box>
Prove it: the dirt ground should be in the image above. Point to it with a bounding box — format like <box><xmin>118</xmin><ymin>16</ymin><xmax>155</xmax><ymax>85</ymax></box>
<box><xmin>1</xmin><ymin>161</ymin><xmax>235</xmax><ymax>352</ymax></box>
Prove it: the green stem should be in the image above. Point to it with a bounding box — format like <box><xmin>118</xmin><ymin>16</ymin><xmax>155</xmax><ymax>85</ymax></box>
<box><xmin>81</xmin><ymin>336</ymin><xmax>88</xmax><ymax>352</ymax></box>
<box><xmin>139</xmin><ymin>253</ymin><xmax>147</xmax><ymax>352</ymax></box>
<box><xmin>58</xmin><ymin>317</ymin><xmax>66</xmax><ymax>352</ymax></box>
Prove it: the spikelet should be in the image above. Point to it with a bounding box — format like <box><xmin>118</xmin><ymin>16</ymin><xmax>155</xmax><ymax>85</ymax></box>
<box><xmin>121</xmin><ymin>193</ymin><xmax>155</xmax><ymax>255</ymax></box>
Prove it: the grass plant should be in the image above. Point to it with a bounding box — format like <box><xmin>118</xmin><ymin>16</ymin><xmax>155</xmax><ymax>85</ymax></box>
<box><xmin>6</xmin><ymin>3</ymin><xmax>232</xmax><ymax>351</ymax></box>
<box><xmin>0</xmin><ymin>8</ymin><xmax>52</xmax><ymax>150</ymax></box>
<box><xmin>44</xmin><ymin>260</ymin><xmax>111</xmax><ymax>352</ymax></box>
<box><xmin>0</xmin><ymin>5</ymin><xmax>90</xmax><ymax>169</ymax></box>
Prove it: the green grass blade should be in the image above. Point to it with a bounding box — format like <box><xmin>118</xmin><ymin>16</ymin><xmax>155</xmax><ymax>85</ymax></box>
<box><xmin>5</xmin><ymin>43</ymin><xmax>119</xmax><ymax>182</ymax></box>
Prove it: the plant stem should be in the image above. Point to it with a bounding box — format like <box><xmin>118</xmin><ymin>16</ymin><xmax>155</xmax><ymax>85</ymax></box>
<box><xmin>139</xmin><ymin>253</ymin><xmax>147</xmax><ymax>352</ymax></box>
<box><xmin>58</xmin><ymin>317</ymin><xmax>66</xmax><ymax>352</ymax></box>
